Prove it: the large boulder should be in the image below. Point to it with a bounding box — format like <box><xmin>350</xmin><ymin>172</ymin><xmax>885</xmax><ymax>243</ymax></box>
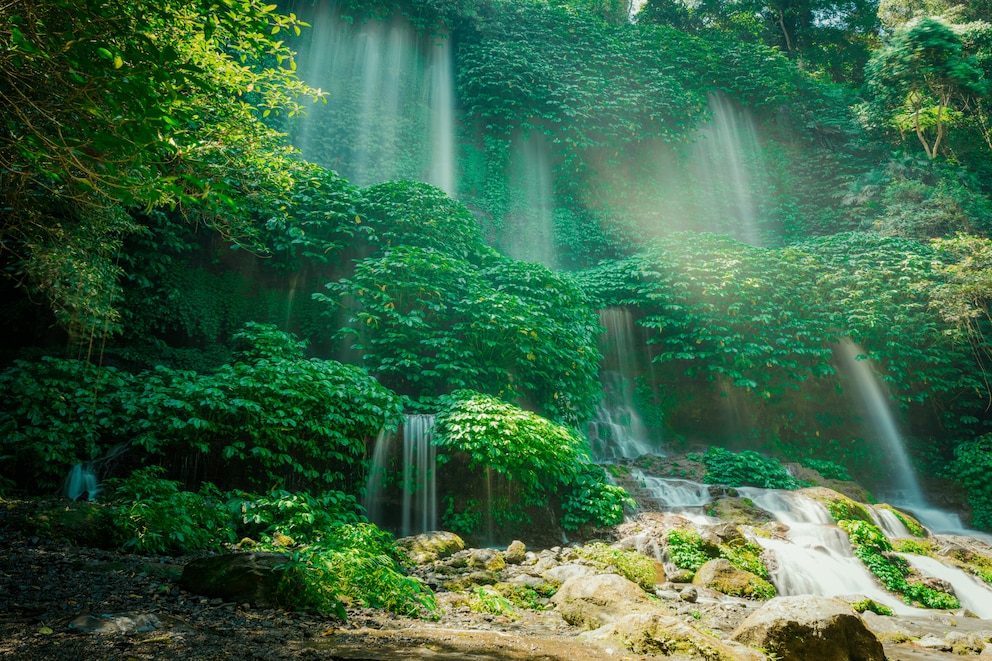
<box><xmin>550</xmin><ymin>573</ymin><xmax>655</xmax><ymax>629</ymax></box>
<box><xmin>731</xmin><ymin>595</ymin><xmax>885</xmax><ymax>661</ymax></box>
<box><xmin>396</xmin><ymin>531</ymin><xmax>465</xmax><ymax>564</ymax></box>
<box><xmin>584</xmin><ymin>612</ymin><xmax>766</xmax><ymax>661</ymax></box>
<box><xmin>693</xmin><ymin>558</ymin><xmax>775</xmax><ymax>600</ymax></box>
<box><xmin>180</xmin><ymin>552</ymin><xmax>287</xmax><ymax>605</ymax></box>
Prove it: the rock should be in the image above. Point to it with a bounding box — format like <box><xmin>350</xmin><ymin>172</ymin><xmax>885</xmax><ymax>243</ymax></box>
<box><xmin>542</xmin><ymin>564</ymin><xmax>597</xmax><ymax>584</ymax></box>
<box><xmin>914</xmin><ymin>634</ymin><xmax>952</xmax><ymax>651</ymax></box>
<box><xmin>550</xmin><ymin>573</ymin><xmax>655</xmax><ymax>629</ymax></box>
<box><xmin>271</xmin><ymin>532</ymin><xmax>294</xmax><ymax>547</ymax></box>
<box><xmin>583</xmin><ymin>612</ymin><xmax>765</xmax><ymax>661</ymax></box>
<box><xmin>505</xmin><ymin>540</ymin><xmax>527</xmax><ymax>564</ymax></box>
<box><xmin>441</xmin><ymin>570</ymin><xmax>498</xmax><ymax>591</ymax></box>
<box><xmin>467</xmin><ymin>548</ymin><xmax>506</xmax><ymax>572</ymax></box>
<box><xmin>692</xmin><ymin>558</ymin><xmax>775</xmax><ymax>600</ymax></box>
<box><xmin>947</xmin><ymin>631</ymin><xmax>986</xmax><ymax>655</ymax></box>
<box><xmin>731</xmin><ymin>595</ymin><xmax>885</xmax><ymax>661</ymax></box>
<box><xmin>507</xmin><ymin>574</ymin><xmax>544</xmax><ymax>588</ymax></box>
<box><xmin>680</xmin><ymin>586</ymin><xmax>698</xmax><ymax>603</ymax></box>
<box><xmin>68</xmin><ymin>613</ymin><xmax>161</xmax><ymax>634</ymax></box>
<box><xmin>668</xmin><ymin>568</ymin><xmax>695</xmax><ymax>583</ymax></box>
<box><xmin>179</xmin><ymin>552</ymin><xmax>287</xmax><ymax>606</ymax></box>
<box><xmin>396</xmin><ymin>531</ymin><xmax>465</xmax><ymax>564</ymax></box>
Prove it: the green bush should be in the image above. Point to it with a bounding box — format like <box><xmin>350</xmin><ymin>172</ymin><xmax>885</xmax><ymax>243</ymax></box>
<box><xmin>946</xmin><ymin>435</ymin><xmax>992</xmax><ymax>531</ymax></box>
<box><xmin>133</xmin><ymin>323</ymin><xmax>403</xmax><ymax>491</ymax></box>
<box><xmin>434</xmin><ymin>391</ymin><xmax>632</xmax><ymax>534</ymax></box>
<box><xmin>697</xmin><ymin>447</ymin><xmax>802</xmax><ymax>490</ymax></box>
<box><xmin>665</xmin><ymin>529</ymin><xmax>717</xmax><ymax>573</ymax></box>
<box><xmin>801</xmin><ymin>459</ymin><xmax>853</xmax><ymax>481</ymax></box>
<box><xmin>839</xmin><ymin>519</ymin><xmax>960</xmax><ymax>609</ymax></box>
<box><xmin>0</xmin><ymin>357</ymin><xmax>139</xmax><ymax>491</ymax></box>
<box><xmin>104</xmin><ymin>466</ymin><xmax>235</xmax><ymax>555</ymax></box>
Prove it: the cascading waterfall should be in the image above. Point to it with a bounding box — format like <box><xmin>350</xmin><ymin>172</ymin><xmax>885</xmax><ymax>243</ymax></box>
<box><xmin>401</xmin><ymin>414</ymin><xmax>438</xmax><ymax>537</ymax></box>
<box><xmin>899</xmin><ymin>553</ymin><xmax>992</xmax><ymax>618</ymax></box>
<box><xmin>835</xmin><ymin>338</ymin><xmax>924</xmax><ymax>505</ymax></box>
<box><xmin>738</xmin><ymin>488</ymin><xmax>923</xmax><ymax>614</ymax></box>
<box><xmin>687</xmin><ymin>93</ymin><xmax>765</xmax><ymax>245</ymax></box>
<box><xmin>362</xmin><ymin>415</ymin><xmax>438</xmax><ymax>536</ymax></box>
<box><xmin>589</xmin><ymin>307</ymin><xmax>654</xmax><ymax>460</ymax></box>
<box><xmin>502</xmin><ymin>132</ymin><xmax>557</xmax><ymax>268</ymax></box>
<box><xmin>290</xmin><ymin>2</ymin><xmax>456</xmax><ymax>193</ymax></box>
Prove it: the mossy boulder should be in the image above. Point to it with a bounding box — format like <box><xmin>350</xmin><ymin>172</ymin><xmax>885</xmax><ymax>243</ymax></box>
<box><xmin>584</xmin><ymin>612</ymin><xmax>765</xmax><ymax>661</ymax></box>
<box><xmin>731</xmin><ymin>595</ymin><xmax>885</xmax><ymax>661</ymax></box>
<box><xmin>692</xmin><ymin>558</ymin><xmax>776</xmax><ymax>600</ymax></box>
<box><xmin>396</xmin><ymin>531</ymin><xmax>465</xmax><ymax>564</ymax></box>
<box><xmin>180</xmin><ymin>552</ymin><xmax>287</xmax><ymax>605</ymax></box>
<box><xmin>550</xmin><ymin>573</ymin><xmax>655</xmax><ymax>629</ymax></box>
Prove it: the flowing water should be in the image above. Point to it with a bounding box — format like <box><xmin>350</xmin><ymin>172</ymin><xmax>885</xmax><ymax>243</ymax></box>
<box><xmin>899</xmin><ymin>553</ymin><xmax>992</xmax><ymax>618</ymax></box>
<box><xmin>501</xmin><ymin>133</ymin><xmax>557</xmax><ymax>268</ymax></box>
<box><xmin>589</xmin><ymin>308</ymin><xmax>655</xmax><ymax>460</ymax></box>
<box><xmin>363</xmin><ymin>415</ymin><xmax>438</xmax><ymax>536</ymax></box>
<box><xmin>290</xmin><ymin>3</ymin><xmax>456</xmax><ymax>193</ymax></box>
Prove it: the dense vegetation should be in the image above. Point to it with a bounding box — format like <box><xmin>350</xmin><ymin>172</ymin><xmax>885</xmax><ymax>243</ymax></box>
<box><xmin>4</xmin><ymin>0</ymin><xmax>992</xmax><ymax>616</ymax></box>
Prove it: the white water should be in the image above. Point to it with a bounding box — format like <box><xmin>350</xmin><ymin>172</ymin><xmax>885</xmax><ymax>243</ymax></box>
<box><xmin>870</xmin><ymin>506</ymin><xmax>912</xmax><ymax>538</ymax></box>
<box><xmin>633</xmin><ymin>469</ymin><xmax>713</xmax><ymax>509</ymax></box>
<box><xmin>401</xmin><ymin>414</ymin><xmax>438</xmax><ymax>537</ymax></box>
<box><xmin>64</xmin><ymin>464</ymin><xmax>100</xmax><ymax>501</ymax></box>
<box><xmin>589</xmin><ymin>308</ymin><xmax>654</xmax><ymax>460</ymax></box>
<box><xmin>835</xmin><ymin>339</ymin><xmax>926</xmax><ymax>505</ymax></box>
<box><xmin>291</xmin><ymin>4</ymin><xmax>456</xmax><ymax>193</ymax></box>
<box><xmin>900</xmin><ymin>553</ymin><xmax>992</xmax><ymax>618</ymax></box>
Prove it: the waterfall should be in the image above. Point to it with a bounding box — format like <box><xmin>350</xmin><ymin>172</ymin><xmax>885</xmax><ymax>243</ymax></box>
<box><xmin>64</xmin><ymin>464</ymin><xmax>100</xmax><ymax>501</ymax></box>
<box><xmin>739</xmin><ymin>487</ymin><xmax>923</xmax><ymax>614</ymax></box>
<box><xmin>835</xmin><ymin>339</ymin><xmax>925</xmax><ymax>505</ymax></box>
<box><xmin>362</xmin><ymin>415</ymin><xmax>438</xmax><ymax>536</ymax></box>
<box><xmin>290</xmin><ymin>2</ymin><xmax>457</xmax><ymax>193</ymax></box>
<box><xmin>589</xmin><ymin>308</ymin><xmax>654</xmax><ymax>460</ymax></box>
<box><xmin>631</xmin><ymin>469</ymin><xmax>713</xmax><ymax>509</ymax></box>
<box><xmin>687</xmin><ymin>93</ymin><xmax>765</xmax><ymax>245</ymax></box>
<box><xmin>502</xmin><ymin>132</ymin><xmax>557</xmax><ymax>268</ymax></box>
<box><xmin>899</xmin><ymin>553</ymin><xmax>992</xmax><ymax>618</ymax></box>
<box><xmin>401</xmin><ymin>414</ymin><xmax>438</xmax><ymax>537</ymax></box>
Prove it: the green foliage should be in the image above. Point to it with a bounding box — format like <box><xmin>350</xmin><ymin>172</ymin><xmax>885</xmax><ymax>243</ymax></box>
<box><xmin>801</xmin><ymin>459</ymin><xmax>853</xmax><ymax>481</ymax></box>
<box><xmin>665</xmin><ymin>529</ymin><xmax>718</xmax><ymax>572</ymax></box>
<box><xmin>839</xmin><ymin>519</ymin><xmax>960</xmax><ymax>609</ymax></box>
<box><xmin>104</xmin><ymin>466</ymin><xmax>234</xmax><ymax>555</ymax></box>
<box><xmin>0</xmin><ymin>357</ymin><xmax>138</xmax><ymax>491</ymax></box>
<box><xmin>434</xmin><ymin>391</ymin><xmax>632</xmax><ymax>534</ymax></box>
<box><xmin>324</xmin><ymin>246</ymin><xmax>601</xmax><ymax>425</ymax></box>
<box><xmin>132</xmin><ymin>323</ymin><xmax>402</xmax><ymax>491</ymax></box>
<box><xmin>893</xmin><ymin>538</ymin><xmax>936</xmax><ymax>555</ymax></box>
<box><xmin>945</xmin><ymin>434</ymin><xmax>992</xmax><ymax>530</ymax></box>
<box><xmin>878</xmin><ymin>504</ymin><xmax>928</xmax><ymax>537</ymax></box>
<box><xmin>560</xmin><ymin>464</ymin><xmax>635</xmax><ymax>532</ymax></box>
<box><xmin>575</xmin><ymin>542</ymin><xmax>659</xmax><ymax>590</ymax></box>
<box><xmin>698</xmin><ymin>447</ymin><xmax>802</xmax><ymax>490</ymax></box>
<box><xmin>1</xmin><ymin>0</ymin><xmax>324</xmax><ymax>340</ymax></box>
<box><xmin>719</xmin><ymin>538</ymin><xmax>770</xmax><ymax>580</ymax></box>
<box><xmin>226</xmin><ymin>489</ymin><xmax>436</xmax><ymax>619</ymax></box>
<box><xmin>824</xmin><ymin>496</ymin><xmax>874</xmax><ymax>524</ymax></box>
<box><xmin>470</xmin><ymin>586</ymin><xmax>518</xmax><ymax>618</ymax></box>
<box><xmin>850</xmin><ymin>598</ymin><xmax>895</xmax><ymax>616</ymax></box>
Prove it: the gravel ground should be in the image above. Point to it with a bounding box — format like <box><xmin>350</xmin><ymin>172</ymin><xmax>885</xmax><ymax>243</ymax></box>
<box><xmin>0</xmin><ymin>501</ymin><xmax>649</xmax><ymax>661</ymax></box>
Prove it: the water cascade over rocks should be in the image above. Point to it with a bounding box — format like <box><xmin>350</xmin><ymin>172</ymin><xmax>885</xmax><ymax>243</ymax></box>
<box><xmin>589</xmin><ymin>307</ymin><xmax>655</xmax><ymax>461</ymax></box>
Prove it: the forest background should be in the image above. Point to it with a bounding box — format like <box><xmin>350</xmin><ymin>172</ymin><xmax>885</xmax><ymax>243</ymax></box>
<box><xmin>5</xmin><ymin>0</ymin><xmax>992</xmax><ymax>609</ymax></box>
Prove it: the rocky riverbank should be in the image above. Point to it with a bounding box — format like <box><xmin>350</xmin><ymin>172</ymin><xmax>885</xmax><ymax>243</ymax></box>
<box><xmin>3</xmin><ymin>497</ymin><xmax>992</xmax><ymax>661</ymax></box>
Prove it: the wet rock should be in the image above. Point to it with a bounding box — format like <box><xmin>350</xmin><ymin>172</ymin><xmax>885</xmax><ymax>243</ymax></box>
<box><xmin>948</xmin><ymin>631</ymin><xmax>986</xmax><ymax>654</ymax></box>
<box><xmin>505</xmin><ymin>540</ymin><xmax>526</xmax><ymax>564</ymax></box>
<box><xmin>693</xmin><ymin>558</ymin><xmax>775</xmax><ymax>600</ymax></box>
<box><xmin>69</xmin><ymin>613</ymin><xmax>161</xmax><ymax>634</ymax></box>
<box><xmin>396</xmin><ymin>531</ymin><xmax>465</xmax><ymax>564</ymax></box>
<box><xmin>731</xmin><ymin>595</ymin><xmax>885</xmax><ymax>661</ymax></box>
<box><xmin>180</xmin><ymin>552</ymin><xmax>287</xmax><ymax>606</ymax></box>
<box><xmin>680</xmin><ymin>586</ymin><xmax>698</xmax><ymax>603</ymax></box>
<box><xmin>550</xmin><ymin>573</ymin><xmax>655</xmax><ymax>629</ymax></box>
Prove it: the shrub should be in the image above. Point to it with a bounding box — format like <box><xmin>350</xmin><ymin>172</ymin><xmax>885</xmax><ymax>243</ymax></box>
<box><xmin>801</xmin><ymin>459</ymin><xmax>853</xmax><ymax>481</ymax></box>
<box><xmin>104</xmin><ymin>466</ymin><xmax>234</xmax><ymax>555</ymax></box>
<box><xmin>946</xmin><ymin>435</ymin><xmax>992</xmax><ymax>531</ymax></box>
<box><xmin>697</xmin><ymin>447</ymin><xmax>802</xmax><ymax>490</ymax></box>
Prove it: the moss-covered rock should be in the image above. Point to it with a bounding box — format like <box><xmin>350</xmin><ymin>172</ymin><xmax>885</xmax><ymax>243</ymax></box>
<box><xmin>397</xmin><ymin>531</ymin><xmax>465</xmax><ymax>564</ymax></box>
<box><xmin>692</xmin><ymin>558</ymin><xmax>776</xmax><ymax>600</ymax></box>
